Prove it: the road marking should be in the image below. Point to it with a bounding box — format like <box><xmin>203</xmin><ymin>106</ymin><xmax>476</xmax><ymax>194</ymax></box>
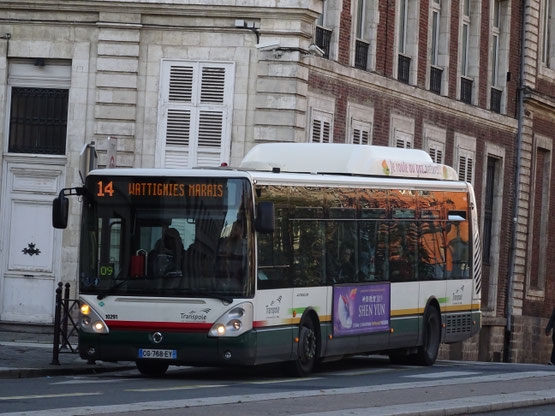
<box><xmin>403</xmin><ymin>370</ymin><xmax>479</xmax><ymax>378</ymax></box>
<box><xmin>127</xmin><ymin>384</ymin><xmax>226</xmax><ymax>392</ymax></box>
<box><xmin>1</xmin><ymin>370</ymin><xmax>553</xmax><ymax>415</ymax></box>
<box><xmin>51</xmin><ymin>378</ymin><xmax>129</xmax><ymax>385</ymax></box>
<box><xmin>323</xmin><ymin>368</ymin><xmax>397</xmax><ymax>377</ymax></box>
<box><xmin>246</xmin><ymin>377</ymin><xmax>322</xmax><ymax>384</ymax></box>
<box><xmin>293</xmin><ymin>388</ymin><xmax>555</xmax><ymax>416</ymax></box>
<box><xmin>0</xmin><ymin>392</ymin><xmax>101</xmax><ymax>401</ymax></box>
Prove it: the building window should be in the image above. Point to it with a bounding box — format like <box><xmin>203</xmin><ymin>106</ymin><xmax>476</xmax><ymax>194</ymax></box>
<box><xmin>527</xmin><ymin>137</ymin><xmax>552</xmax><ymax>296</ymax></box>
<box><xmin>396</xmin><ymin>0</ymin><xmax>419</xmax><ymax>84</ymax></box>
<box><xmin>311</xmin><ymin>110</ymin><xmax>333</xmax><ymax>143</ymax></box>
<box><xmin>158</xmin><ymin>60</ymin><xmax>234</xmax><ymax>168</ymax></box>
<box><xmin>541</xmin><ymin>0</ymin><xmax>554</xmax><ymax>68</ymax></box>
<box><xmin>315</xmin><ymin>0</ymin><xmax>342</xmax><ymax>61</ymax></box>
<box><xmin>482</xmin><ymin>157</ymin><xmax>497</xmax><ymax>264</ymax></box>
<box><xmin>489</xmin><ymin>0</ymin><xmax>509</xmax><ymax>114</ymax></box>
<box><xmin>459</xmin><ymin>0</ymin><xmax>480</xmax><ymax>104</ymax></box>
<box><xmin>8</xmin><ymin>87</ymin><xmax>68</xmax><ymax>155</ymax></box>
<box><xmin>428</xmin><ymin>0</ymin><xmax>450</xmax><ymax>95</ymax></box>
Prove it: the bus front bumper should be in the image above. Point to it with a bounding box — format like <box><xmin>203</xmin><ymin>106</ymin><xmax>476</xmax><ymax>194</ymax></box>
<box><xmin>79</xmin><ymin>329</ymin><xmax>257</xmax><ymax>366</ymax></box>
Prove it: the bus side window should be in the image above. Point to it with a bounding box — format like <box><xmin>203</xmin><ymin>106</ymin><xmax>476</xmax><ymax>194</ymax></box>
<box><xmin>446</xmin><ymin>220</ymin><xmax>470</xmax><ymax>279</ymax></box>
<box><xmin>257</xmin><ymin>206</ymin><xmax>291</xmax><ymax>289</ymax></box>
<box><xmin>418</xmin><ymin>220</ymin><xmax>445</xmax><ymax>280</ymax></box>
<box><xmin>389</xmin><ymin>220</ymin><xmax>417</xmax><ymax>282</ymax></box>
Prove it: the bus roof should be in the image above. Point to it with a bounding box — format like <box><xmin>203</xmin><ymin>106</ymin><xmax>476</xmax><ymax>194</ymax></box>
<box><xmin>239</xmin><ymin>143</ymin><xmax>459</xmax><ymax>181</ymax></box>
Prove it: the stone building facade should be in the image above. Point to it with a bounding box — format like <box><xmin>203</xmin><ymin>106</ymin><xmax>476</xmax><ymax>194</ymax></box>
<box><xmin>0</xmin><ymin>0</ymin><xmax>552</xmax><ymax>364</ymax></box>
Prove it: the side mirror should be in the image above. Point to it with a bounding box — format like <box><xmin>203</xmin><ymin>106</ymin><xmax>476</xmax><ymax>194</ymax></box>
<box><xmin>52</xmin><ymin>195</ymin><xmax>69</xmax><ymax>229</ymax></box>
<box><xmin>255</xmin><ymin>202</ymin><xmax>275</xmax><ymax>233</ymax></box>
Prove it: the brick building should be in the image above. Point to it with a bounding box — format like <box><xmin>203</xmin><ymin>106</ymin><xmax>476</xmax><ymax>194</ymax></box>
<box><xmin>0</xmin><ymin>0</ymin><xmax>552</xmax><ymax>363</ymax></box>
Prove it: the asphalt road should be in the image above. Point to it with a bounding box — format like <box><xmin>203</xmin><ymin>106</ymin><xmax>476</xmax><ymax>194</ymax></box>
<box><xmin>1</xmin><ymin>356</ymin><xmax>554</xmax><ymax>415</ymax></box>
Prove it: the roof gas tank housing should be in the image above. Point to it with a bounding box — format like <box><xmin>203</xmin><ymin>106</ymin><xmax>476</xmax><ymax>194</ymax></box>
<box><xmin>239</xmin><ymin>143</ymin><xmax>459</xmax><ymax>181</ymax></box>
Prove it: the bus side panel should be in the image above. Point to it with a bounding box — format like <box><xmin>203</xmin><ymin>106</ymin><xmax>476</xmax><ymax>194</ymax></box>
<box><xmin>389</xmin><ymin>282</ymin><xmax>421</xmax><ymax>348</ymax></box>
<box><xmin>253</xmin><ymin>288</ymin><xmax>294</xmax><ymax>364</ymax></box>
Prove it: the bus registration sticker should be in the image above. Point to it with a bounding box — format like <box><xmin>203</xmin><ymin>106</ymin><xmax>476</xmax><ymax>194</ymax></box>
<box><xmin>138</xmin><ymin>349</ymin><xmax>177</xmax><ymax>359</ymax></box>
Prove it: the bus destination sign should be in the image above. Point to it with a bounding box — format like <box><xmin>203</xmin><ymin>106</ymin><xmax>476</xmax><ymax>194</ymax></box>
<box><xmin>96</xmin><ymin>180</ymin><xmax>224</xmax><ymax>199</ymax></box>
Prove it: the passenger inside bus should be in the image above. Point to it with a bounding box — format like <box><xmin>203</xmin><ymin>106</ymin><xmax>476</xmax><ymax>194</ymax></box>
<box><xmin>337</xmin><ymin>245</ymin><xmax>356</xmax><ymax>283</ymax></box>
<box><xmin>149</xmin><ymin>227</ymin><xmax>185</xmax><ymax>278</ymax></box>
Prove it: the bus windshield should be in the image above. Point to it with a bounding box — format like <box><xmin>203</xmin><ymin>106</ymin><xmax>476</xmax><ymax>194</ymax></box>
<box><xmin>79</xmin><ymin>175</ymin><xmax>254</xmax><ymax>300</ymax></box>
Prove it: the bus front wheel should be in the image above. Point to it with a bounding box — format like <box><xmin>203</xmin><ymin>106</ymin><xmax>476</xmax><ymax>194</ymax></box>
<box><xmin>287</xmin><ymin>318</ymin><xmax>319</xmax><ymax>376</ymax></box>
<box><xmin>136</xmin><ymin>360</ymin><xmax>169</xmax><ymax>377</ymax></box>
<box><xmin>412</xmin><ymin>306</ymin><xmax>441</xmax><ymax>366</ymax></box>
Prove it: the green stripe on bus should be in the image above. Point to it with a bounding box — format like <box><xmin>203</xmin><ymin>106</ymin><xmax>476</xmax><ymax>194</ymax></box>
<box><xmin>438</xmin><ymin>297</ymin><xmax>449</xmax><ymax>303</ymax></box>
<box><xmin>288</xmin><ymin>306</ymin><xmax>320</xmax><ymax>315</ymax></box>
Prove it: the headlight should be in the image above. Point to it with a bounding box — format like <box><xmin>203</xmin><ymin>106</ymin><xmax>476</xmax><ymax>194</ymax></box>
<box><xmin>79</xmin><ymin>300</ymin><xmax>109</xmax><ymax>334</ymax></box>
<box><xmin>208</xmin><ymin>302</ymin><xmax>253</xmax><ymax>337</ymax></box>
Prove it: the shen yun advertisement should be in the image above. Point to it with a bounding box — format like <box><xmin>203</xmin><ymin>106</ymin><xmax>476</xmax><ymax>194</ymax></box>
<box><xmin>333</xmin><ymin>284</ymin><xmax>390</xmax><ymax>336</ymax></box>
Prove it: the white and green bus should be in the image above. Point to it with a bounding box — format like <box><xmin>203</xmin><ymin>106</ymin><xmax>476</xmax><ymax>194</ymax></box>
<box><xmin>53</xmin><ymin>143</ymin><xmax>481</xmax><ymax>376</ymax></box>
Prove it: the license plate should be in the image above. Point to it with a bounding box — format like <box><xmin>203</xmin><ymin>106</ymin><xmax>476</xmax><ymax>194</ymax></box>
<box><xmin>138</xmin><ymin>349</ymin><xmax>177</xmax><ymax>359</ymax></box>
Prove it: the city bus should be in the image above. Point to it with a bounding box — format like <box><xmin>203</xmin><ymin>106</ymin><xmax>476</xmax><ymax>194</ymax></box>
<box><xmin>53</xmin><ymin>143</ymin><xmax>481</xmax><ymax>376</ymax></box>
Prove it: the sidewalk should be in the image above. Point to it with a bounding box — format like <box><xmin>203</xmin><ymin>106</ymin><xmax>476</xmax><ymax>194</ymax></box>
<box><xmin>0</xmin><ymin>325</ymin><xmax>134</xmax><ymax>379</ymax></box>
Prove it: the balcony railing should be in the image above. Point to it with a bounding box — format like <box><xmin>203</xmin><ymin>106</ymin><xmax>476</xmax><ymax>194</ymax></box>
<box><xmin>398</xmin><ymin>54</ymin><xmax>411</xmax><ymax>84</ymax></box>
<box><xmin>355</xmin><ymin>40</ymin><xmax>369</xmax><ymax>70</ymax></box>
<box><xmin>460</xmin><ymin>77</ymin><xmax>473</xmax><ymax>104</ymax></box>
<box><xmin>490</xmin><ymin>87</ymin><xmax>502</xmax><ymax>113</ymax></box>
<box><xmin>430</xmin><ymin>66</ymin><xmax>443</xmax><ymax>94</ymax></box>
<box><xmin>315</xmin><ymin>26</ymin><xmax>332</xmax><ymax>59</ymax></box>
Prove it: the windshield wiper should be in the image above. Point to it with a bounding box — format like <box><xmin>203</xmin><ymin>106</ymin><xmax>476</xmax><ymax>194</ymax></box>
<box><xmin>189</xmin><ymin>291</ymin><xmax>234</xmax><ymax>304</ymax></box>
<box><xmin>97</xmin><ymin>279</ymin><xmax>131</xmax><ymax>300</ymax></box>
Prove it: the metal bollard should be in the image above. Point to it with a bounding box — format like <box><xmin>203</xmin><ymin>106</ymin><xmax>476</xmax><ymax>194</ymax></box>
<box><xmin>50</xmin><ymin>282</ymin><xmax>63</xmax><ymax>365</ymax></box>
<box><xmin>62</xmin><ymin>283</ymin><xmax>70</xmax><ymax>349</ymax></box>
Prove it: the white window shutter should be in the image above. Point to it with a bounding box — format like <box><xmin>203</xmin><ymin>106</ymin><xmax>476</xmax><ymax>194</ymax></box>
<box><xmin>158</xmin><ymin>60</ymin><xmax>234</xmax><ymax>168</ymax></box>
<box><xmin>351</xmin><ymin>119</ymin><xmax>372</xmax><ymax>145</ymax></box>
<box><xmin>394</xmin><ymin>129</ymin><xmax>413</xmax><ymax>148</ymax></box>
<box><xmin>311</xmin><ymin>110</ymin><xmax>333</xmax><ymax>143</ymax></box>
<box><xmin>164</xmin><ymin>109</ymin><xmax>191</xmax><ymax>168</ymax></box>
<box><xmin>428</xmin><ymin>139</ymin><xmax>445</xmax><ymax>164</ymax></box>
<box><xmin>458</xmin><ymin>148</ymin><xmax>475</xmax><ymax>184</ymax></box>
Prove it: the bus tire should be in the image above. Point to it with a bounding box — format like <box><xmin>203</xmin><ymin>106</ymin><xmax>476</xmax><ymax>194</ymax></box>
<box><xmin>411</xmin><ymin>306</ymin><xmax>441</xmax><ymax>366</ymax></box>
<box><xmin>287</xmin><ymin>317</ymin><xmax>319</xmax><ymax>376</ymax></box>
<box><xmin>136</xmin><ymin>360</ymin><xmax>169</xmax><ymax>377</ymax></box>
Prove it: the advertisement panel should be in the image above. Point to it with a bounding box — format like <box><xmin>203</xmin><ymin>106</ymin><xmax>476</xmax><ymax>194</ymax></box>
<box><xmin>333</xmin><ymin>283</ymin><xmax>390</xmax><ymax>336</ymax></box>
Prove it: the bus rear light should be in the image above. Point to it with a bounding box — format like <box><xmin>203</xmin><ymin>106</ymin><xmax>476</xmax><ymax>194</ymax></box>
<box><xmin>208</xmin><ymin>302</ymin><xmax>253</xmax><ymax>338</ymax></box>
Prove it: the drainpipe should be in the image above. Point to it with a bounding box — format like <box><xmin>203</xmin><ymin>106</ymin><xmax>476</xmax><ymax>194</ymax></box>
<box><xmin>503</xmin><ymin>0</ymin><xmax>527</xmax><ymax>363</ymax></box>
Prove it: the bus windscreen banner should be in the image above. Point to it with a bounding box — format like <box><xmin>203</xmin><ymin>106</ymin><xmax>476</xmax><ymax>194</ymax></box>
<box><xmin>333</xmin><ymin>283</ymin><xmax>390</xmax><ymax>336</ymax></box>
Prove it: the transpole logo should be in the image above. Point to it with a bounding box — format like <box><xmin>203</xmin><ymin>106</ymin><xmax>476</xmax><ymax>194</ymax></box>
<box><xmin>452</xmin><ymin>285</ymin><xmax>464</xmax><ymax>304</ymax></box>
<box><xmin>181</xmin><ymin>308</ymin><xmax>211</xmax><ymax>321</ymax></box>
<box><xmin>266</xmin><ymin>296</ymin><xmax>282</xmax><ymax>316</ymax></box>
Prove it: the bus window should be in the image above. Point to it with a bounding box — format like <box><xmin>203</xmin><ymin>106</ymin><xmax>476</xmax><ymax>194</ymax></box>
<box><xmin>256</xmin><ymin>186</ymin><xmax>292</xmax><ymax>290</ymax></box>
<box><xmin>418</xmin><ymin>221</ymin><xmax>445</xmax><ymax>280</ymax></box>
<box><xmin>358</xmin><ymin>220</ymin><xmax>386</xmax><ymax>281</ymax></box>
<box><xmin>389</xmin><ymin>221</ymin><xmax>417</xmax><ymax>281</ymax></box>
<box><xmin>291</xmin><ymin>218</ymin><xmax>324</xmax><ymax>286</ymax></box>
<box><xmin>446</xmin><ymin>219</ymin><xmax>470</xmax><ymax>279</ymax></box>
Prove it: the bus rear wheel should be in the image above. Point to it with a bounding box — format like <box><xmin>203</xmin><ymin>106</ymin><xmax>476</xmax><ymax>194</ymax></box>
<box><xmin>411</xmin><ymin>306</ymin><xmax>441</xmax><ymax>366</ymax></box>
<box><xmin>287</xmin><ymin>318</ymin><xmax>319</xmax><ymax>376</ymax></box>
<box><xmin>136</xmin><ymin>360</ymin><xmax>169</xmax><ymax>377</ymax></box>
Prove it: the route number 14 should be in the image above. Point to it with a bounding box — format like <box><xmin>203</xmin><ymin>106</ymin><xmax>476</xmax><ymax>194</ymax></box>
<box><xmin>97</xmin><ymin>181</ymin><xmax>114</xmax><ymax>197</ymax></box>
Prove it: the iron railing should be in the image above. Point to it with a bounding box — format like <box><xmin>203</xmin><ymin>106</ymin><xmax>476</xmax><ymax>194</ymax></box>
<box><xmin>490</xmin><ymin>87</ymin><xmax>502</xmax><ymax>113</ymax></box>
<box><xmin>355</xmin><ymin>40</ymin><xmax>369</xmax><ymax>70</ymax></box>
<box><xmin>398</xmin><ymin>54</ymin><xmax>411</xmax><ymax>84</ymax></box>
<box><xmin>315</xmin><ymin>26</ymin><xmax>332</xmax><ymax>59</ymax></box>
<box><xmin>9</xmin><ymin>87</ymin><xmax>68</xmax><ymax>155</ymax></box>
<box><xmin>430</xmin><ymin>66</ymin><xmax>443</xmax><ymax>94</ymax></box>
<box><xmin>51</xmin><ymin>282</ymin><xmax>80</xmax><ymax>365</ymax></box>
<box><xmin>460</xmin><ymin>77</ymin><xmax>473</xmax><ymax>104</ymax></box>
